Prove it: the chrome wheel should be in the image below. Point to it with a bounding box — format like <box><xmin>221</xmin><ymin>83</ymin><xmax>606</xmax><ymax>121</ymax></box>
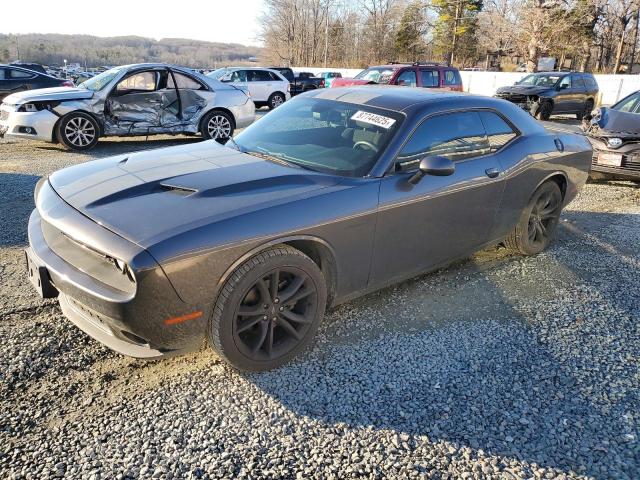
<box><xmin>270</xmin><ymin>94</ymin><xmax>284</xmax><ymax>109</ymax></box>
<box><xmin>64</xmin><ymin>116</ymin><xmax>96</xmax><ymax>148</ymax></box>
<box><xmin>207</xmin><ymin>114</ymin><xmax>232</xmax><ymax>140</ymax></box>
<box><xmin>233</xmin><ymin>267</ymin><xmax>318</xmax><ymax>361</ymax></box>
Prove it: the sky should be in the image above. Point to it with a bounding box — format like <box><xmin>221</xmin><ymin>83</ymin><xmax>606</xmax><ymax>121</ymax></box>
<box><xmin>3</xmin><ymin>0</ymin><xmax>264</xmax><ymax>46</ymax></box>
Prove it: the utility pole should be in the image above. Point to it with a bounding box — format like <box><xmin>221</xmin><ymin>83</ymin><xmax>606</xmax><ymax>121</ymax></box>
<box><xmin>15</xmin><ymin>35</ymin><xmax>20</xmax><ymax>61</ymax></box>
<box><xmin>630</xmin><ymin>9</ymin><xmax>640</xmax><ymax>74</ymax></box>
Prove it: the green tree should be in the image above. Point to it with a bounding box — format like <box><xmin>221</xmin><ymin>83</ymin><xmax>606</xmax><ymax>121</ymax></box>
<box><xmin>395</xmin><ymin>1</ymin><xmax>428</xmax><ymax>62</ymax></box>
<box><xmin>432</xmin><ymin>0</ymin><xmax>483</xmax><ymax>66</ymax></box>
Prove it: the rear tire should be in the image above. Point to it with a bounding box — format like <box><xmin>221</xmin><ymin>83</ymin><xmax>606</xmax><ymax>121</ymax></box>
<box><xmin>209</xmin><ymin>245</ymin><xmax>327</xmax><ymax>371</ymax></box>
<box><xmin>201</xmin><ymin>110</ymin><xmax>234</xmax><ymax>143</ymax></box>
<box><xmin>268</xmin><ymin>92</ymin><xmax>286</xmax><ymax>110</ymax></box>
<box><xmin>504</xmin><ymin>181</ymin><xmax>563</xmax><ymax>256</ymax></box>
<box><xmin>56</xmin><ymin>112</ymin><xmax>100</xmax><ymax>151</ymax></box>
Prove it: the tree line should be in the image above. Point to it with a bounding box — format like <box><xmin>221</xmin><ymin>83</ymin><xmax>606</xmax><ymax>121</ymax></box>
<box><xmin>0</xmin><ymin>34</ymin><xmax>261</xmax><ymax>69</ymax></box>
<box><xmin>260</xmin><ymin>0</ymin><xmax>640</xmax><ymax>73</ymax></box>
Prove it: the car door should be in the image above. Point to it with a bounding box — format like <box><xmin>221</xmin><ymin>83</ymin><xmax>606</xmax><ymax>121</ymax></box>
<box><xmin>571</xmin><ymin>74</ymin><xmax>588</xmax><ymax>112</ymax></box>
<box><xmin>554</xmin><ymin>75</ymin><xmax>574</xmax><ymax>113</ymax></box>
<box><xmin>4</xmin><ymin>67</ymin><xmax>36</xmax><ymax>96</ymax></box>
<box><xmin>370</xmin><ymin>110</ymin><xmax>506</xmax><ymax>285</ymax></box>
<box><xmin>394</xmin><ymin>68</ymin><xmax>417</xmax><ymax>87</ymax></box>
<box><xmin>106</xmin><ymin>69</ymin><xmax>179</xmax><ymax>133</ymax></box>
<box><xmin>166</xmin><ymin>70</ymin><xmax>208</xmax><ymax>124</ymax></box>
<box><xmin>248</xmin><ymin>70</ymin><xmax>274</xmax><ymax>101</ymax></box>
<box><xmin>0</xmin><ymin>68</ymin><xmax>9</xmax><ymax>100</ymax></box>
<box><xmin>419</xmin><ymin>68</ymin><xmax>440</xmax><ymax>89</ymax></box>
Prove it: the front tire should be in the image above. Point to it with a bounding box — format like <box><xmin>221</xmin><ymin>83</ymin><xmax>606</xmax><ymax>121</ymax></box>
<box><xmin>201</xmin><ymin>110</ymin><xmax>234</xmax><ymax>143</ymax></box>
<box><xmin>504</xmin><ymin>181</ymin><xmax>563</xmax><ymax>256</ymax></box>
<box><xmin>209</xmin><ymin>246</ymin><xmax>327</xmax><ymax>371</ymax></box>
<box><xmin>531</xmin><ymin>100</ymin><xmax>552</xmax><ymax>121</ymax></box>
<box><xmin>56</xmin><ymin>112</ymin><xmax>100</xmax><ymax>151</ymax></box>
<box><xmin>268</xmin><ymin>92</ymin><xmax>286</xmax><ymax>110</ymax></box>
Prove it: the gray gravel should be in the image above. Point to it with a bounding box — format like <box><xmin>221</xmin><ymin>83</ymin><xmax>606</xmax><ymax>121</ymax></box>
<box><xmin>1</xmin><ymin>130</ymin><xmax>639</xmax><ymax>479</ymax></box>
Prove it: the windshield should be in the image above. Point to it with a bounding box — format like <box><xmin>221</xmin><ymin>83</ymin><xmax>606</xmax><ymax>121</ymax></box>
<box><xmin>613</xmin><ymin>92</ymin><xmax>640</xmax><ymax>114</ymax></box>
<box><xmin>518</xmin><ymin>74</ymin><xmax>561</xmax><ymax>87</ymax></box>
<box><xmin>233</xmin><ymin>97</ymin><xmax>403</xmax><ymax>177</ymax></box>
<box><xmin>354</xmin><ymin>67</ymin><xmax>396</xmax><ymax>84</ymax></box>
<box><xmin>207</xmin><ymin>68</ymin><xmax>229</xmax><ymax>80</ymax></box>
<box><xmin>79</xmin><ymin>67</ymin><xmax>123</xmax><ymax>91</ymax></box>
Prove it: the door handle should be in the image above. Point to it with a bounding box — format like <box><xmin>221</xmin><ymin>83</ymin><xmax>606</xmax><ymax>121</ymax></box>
<box><xmin>485</xmin><ymin>167</ymin><xmax>501</xmax><ymax>178</ymax></box>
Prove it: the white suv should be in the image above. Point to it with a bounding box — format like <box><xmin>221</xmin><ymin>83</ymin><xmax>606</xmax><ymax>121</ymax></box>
<box><xmin>208</xmin><ymin>67</ymin><xmax>290</xmax><ymax>109</ymax></box>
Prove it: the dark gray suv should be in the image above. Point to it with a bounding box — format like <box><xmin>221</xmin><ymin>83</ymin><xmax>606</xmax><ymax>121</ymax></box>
<box><xmin>495</xmin><ymin>72</ymin><xmax>599</xmax><ymax>121</ymax></box>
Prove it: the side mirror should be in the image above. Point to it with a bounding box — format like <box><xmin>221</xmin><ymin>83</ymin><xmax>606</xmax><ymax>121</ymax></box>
<box><xmin>408</xmin><ymin>156</ymin><xmax>455</xmax><ymax>185</ymax></box>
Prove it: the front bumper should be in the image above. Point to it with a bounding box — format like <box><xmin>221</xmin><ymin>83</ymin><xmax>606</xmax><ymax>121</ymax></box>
<box><xmin>587</xmin><ymin>136</ymin><xmax>640</xmax><ymax>180</ymax></box>
<box><xmin>0</xmin><ymin>105</ymin><xmax>58</xmax><ymax>142</ymax></box>
<box><xmin>27</xmin><ymin>181</ymin><xmax>209</xmax><ymax>358</ymax></box>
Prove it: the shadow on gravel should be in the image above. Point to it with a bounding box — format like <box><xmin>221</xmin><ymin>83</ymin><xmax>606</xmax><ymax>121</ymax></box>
<box><xmin>0</xmin><ymin>173</ymin><xmax>40</xmax><ymax>247</ymax></box>
<box><xmin>248</xmin><ymin>212</ymin><xmax>639</xmax><ymax>479</ymax></box>
<box><xmin>35</xmin><ymin>136</ymin><xmax>202</xmax><ymax>159</ymax></box>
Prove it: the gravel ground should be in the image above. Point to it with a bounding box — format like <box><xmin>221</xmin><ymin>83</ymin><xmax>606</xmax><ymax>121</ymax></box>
<box><xmin>0</xmin><ymin>126</ymin><xmax>639</xmax><ymax>479</ymax></box>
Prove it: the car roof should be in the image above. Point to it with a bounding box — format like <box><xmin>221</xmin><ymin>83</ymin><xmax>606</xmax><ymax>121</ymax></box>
<box><xmin>310</xmin><ymin>85</ymin><xmax>483</xmax><ymax>111</ymax></box>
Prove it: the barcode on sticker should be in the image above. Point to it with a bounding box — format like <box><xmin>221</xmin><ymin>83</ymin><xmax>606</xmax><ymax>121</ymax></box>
<box><xmin>350</xmin><ymin>111</ymin><xmax>396</xmax><ymax>129</ymax></box>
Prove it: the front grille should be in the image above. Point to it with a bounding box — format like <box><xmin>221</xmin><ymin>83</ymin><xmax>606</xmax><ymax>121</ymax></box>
<box><xmin>592</xmin><ymin>154</ymin><xmax>640</xmax><ymax>175</ymax></box>
<box><xmin>497</xmin><ymin>94</ymin><xmax>527</xmax><ymax>104</ymax></box>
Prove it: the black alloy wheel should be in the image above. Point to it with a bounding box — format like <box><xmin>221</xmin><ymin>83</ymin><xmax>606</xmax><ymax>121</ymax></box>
<box><xmin>209</xmin><ymin>245</ymin><xmax>327</xmax><ymax>371</ymax></box>
<box><xmin>505</xmin><ymin>181</ymin><xmax>563</xmax><ymax>255</ymax></box>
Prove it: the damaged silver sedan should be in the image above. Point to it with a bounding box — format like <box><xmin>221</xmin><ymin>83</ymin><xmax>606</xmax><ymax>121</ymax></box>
<box><xmin>0</xmin><ymin>63</ymin><xmax>255</xmax><ymax>150</ymax></box>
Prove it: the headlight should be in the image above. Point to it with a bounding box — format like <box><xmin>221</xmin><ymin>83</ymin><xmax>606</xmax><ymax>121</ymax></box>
<box><xmin>607</xmin><ymin>137</ymin><xmax>623</xmax><ymax>148</ymax></box>
<box><xmin>18</xmin><ymin>101</ymin><xmax>60</xmax><ymax>113</ymax></box>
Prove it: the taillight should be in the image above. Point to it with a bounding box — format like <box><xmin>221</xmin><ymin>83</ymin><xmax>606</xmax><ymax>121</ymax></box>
<box><xmin>320</xmin><ymin>79</ymin><xmax>325</xmax><ymax>88</ymax></box>
<box><xmin>62</xmin><ymin>80</ymin><xmax>74</xmax><ymax>88</ymax></box>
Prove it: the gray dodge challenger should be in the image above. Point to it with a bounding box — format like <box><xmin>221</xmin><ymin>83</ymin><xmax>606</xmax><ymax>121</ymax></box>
<box><xmin>26</xmin><ymin>86</ymin><xmax>592</xmax><ymax>370</ymax></box>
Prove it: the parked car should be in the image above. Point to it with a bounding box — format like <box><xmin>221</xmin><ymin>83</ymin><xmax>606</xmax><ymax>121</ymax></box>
<box><xmin>25</xmin><ymin>87</ymin><xmax>591</xmax><ymax>370</ymax></box>
<box><xmin>9</xmin><ymin>62</ymin><xmax>48</xmax><ymax>75</ymax></box>
<box><xmin>0</xmin><ymin>63</ymin><xmax>254</xmax><ymax>150</ymax></box>
<box><xmin>583</xmin><ymin>90</ymin><xmax>640</xmax><ymax>181</ymax></box>
<box><xmin>495</xmin><ymin>72</ymin><xmax>599</xmax><ymax>121</ymax></box>
<box><xmin>331</xmin><ymin>62</ymin><xmax>463</xmax><ymax>91</ymax></box>
<box><xmin>268</xmin><ymin>68</ymin><xmax>325</xmax><ymax>95</ymax></box>
<box><xmin>208</xmin><ymin>67</ymin><xmax>290</xmax><ymax>109</ymax></box>
<box><xmin>0</xmin><ymin>64</ymin><xmax>73</xmax><ymax>101</ymax></box>
<box><xmin>318</xmin><ymin>71</ymin><xmax>342</xmax><ymax>87</ymax></box>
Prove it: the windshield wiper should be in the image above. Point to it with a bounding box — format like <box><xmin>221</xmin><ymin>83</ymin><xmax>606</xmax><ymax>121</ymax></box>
<box><xmin>244</xmin><ymin>150</ymin><xmax>307</xmax><ymax>170</ymax></box>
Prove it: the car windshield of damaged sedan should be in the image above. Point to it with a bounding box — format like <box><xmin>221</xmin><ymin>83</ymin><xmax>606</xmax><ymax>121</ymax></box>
<box><xmin>612</xmin><ymin>91</ymin><xmax>640</xmax><ymax>113</ymax></box>
<box><xmin>231</xmin><ymin>97</ymin><xmax>402</xmax><ymax>176</ymax></box>
<box><xmin>517</xmin><ymin>74</ymin><xmax>561</xmax><ymax>87</ymax></box>
<box><xmin>354</xmin><ymin>67</ymin><xmax>395</xmax><ymax>84</ymax></box>
<box><xmin>78</xmin><ymin>66</ymin><xmax>123</xmax><ymax>91</ymax></box>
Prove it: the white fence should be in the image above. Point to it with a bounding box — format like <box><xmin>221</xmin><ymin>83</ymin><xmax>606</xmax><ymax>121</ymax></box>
<box><xmin>295</xmin><ymin>66</ymin><xmax>640</xmax><ymax>106</ymax></box>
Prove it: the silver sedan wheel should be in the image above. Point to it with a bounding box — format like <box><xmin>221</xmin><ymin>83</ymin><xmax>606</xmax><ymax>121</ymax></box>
<box><xmin>207</xmin><ymin>114</ymin><xmax>232</xmax><ymax>140</ymax></box>
<box><xmin>271</xmin><ymin>95</ymin><xmax>284</xmax><ymax>108</ymax></box>
<box><xmin>64</xmin><ymin>117</ymin><xmax>96</xmax><ymax>148</ymax></box>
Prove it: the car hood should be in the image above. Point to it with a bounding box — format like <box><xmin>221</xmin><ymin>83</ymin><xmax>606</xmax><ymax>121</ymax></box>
<box><xmin>496</xmin><ymin>85</ymin><xmax>551</xmax><ymax>96</ymax></box>
<box><xmin>588</xmin><ymin>107</ymin><xmax>640</xmax><ymax>136</ymax></box>
<box><xmin>48</xmin><ymin>141</ymin><xmax>341</xmax><ymax>248</ymax></box>
<box><xmin>3</xmin><ymin>86</ymin><xmax>92</xmax><ymax>104</ymax></box>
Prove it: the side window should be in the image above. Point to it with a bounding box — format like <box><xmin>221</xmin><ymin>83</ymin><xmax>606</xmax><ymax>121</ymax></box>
<box><xmin>478</xmin><ymin>111</ymin><xmax>518</xmax><ymax>151</ymax></box>
<box><xmin>167</xmin><ymin>72</ymin><xmax>205</xmax><ymax>90</ymax></box>
<box><xmin>10</xmin><ymin>69</ymin><xmax>35</xmax><ymax>79</ymax></box>
<box><xmin>0</xmin><ymin>68</ymin><xmax>5</xmax><ymax>80</ymax></box>
<box><xmin>268</xmin><ymin>71</ymin><xmax>282</xmax><ymax>81</ymax></box>
<box><xmin>444</xmin><ymin>70</ymin><xmax>458</xmax><ymax>86</ymax></box>
<box><xmin>586</xmin><ymin>76</ymin><xmax>598</xmax><ymax>90</ymax></box>
<box><xmin>420</xmin><ymin>69</ymin><xmax>439</xmax><ymax>88</ymax></box>
<box><xmin>230</xmin><ymin>70</ymin><xmax>247</xmax><ymax>82</ymax></box>
<box><xmin>396</xmin><ymin>111</ymin><xmax>490</xmax><ymax>169</ymax></box>
<box><xmin>116</xmin><ymin>71</ymin><xmax>158</xmax><ymax>92</ymax></box>
<box><xmin>396</xmin><ymin>70</ymin><xmax>417</xmax><ymax>87</ymax></box>
<box><xmin>615</xmin><ymin>93</ymin><xmax>640</xmax><ymax>113</ymax></box>
<box><xmin>559</xmin><ymin>76</ymin><xmax>571</xmax><ymax>88</ymax></box>
<box><xmin>249</xmin><ymin>70</ymin><xmax>272</xmax><ymax>82</ymax></box>
<box><xmin>573</xmin><ymin>75</ymin><xmax>585</xmax><ymax>88</ymax></box>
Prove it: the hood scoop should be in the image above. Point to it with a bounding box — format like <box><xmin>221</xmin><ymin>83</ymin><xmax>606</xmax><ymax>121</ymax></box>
<box><xmin>160</xmin><ymin>183</ymin><xmax>199</xmax><ymax>196</ymax></box>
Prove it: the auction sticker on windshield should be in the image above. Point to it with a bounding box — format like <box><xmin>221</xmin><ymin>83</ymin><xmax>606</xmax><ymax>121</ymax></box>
<box><xmin>351</xmin><ymin>111</ymin><xmax>396</xmax><ymax>129</ymax></box>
